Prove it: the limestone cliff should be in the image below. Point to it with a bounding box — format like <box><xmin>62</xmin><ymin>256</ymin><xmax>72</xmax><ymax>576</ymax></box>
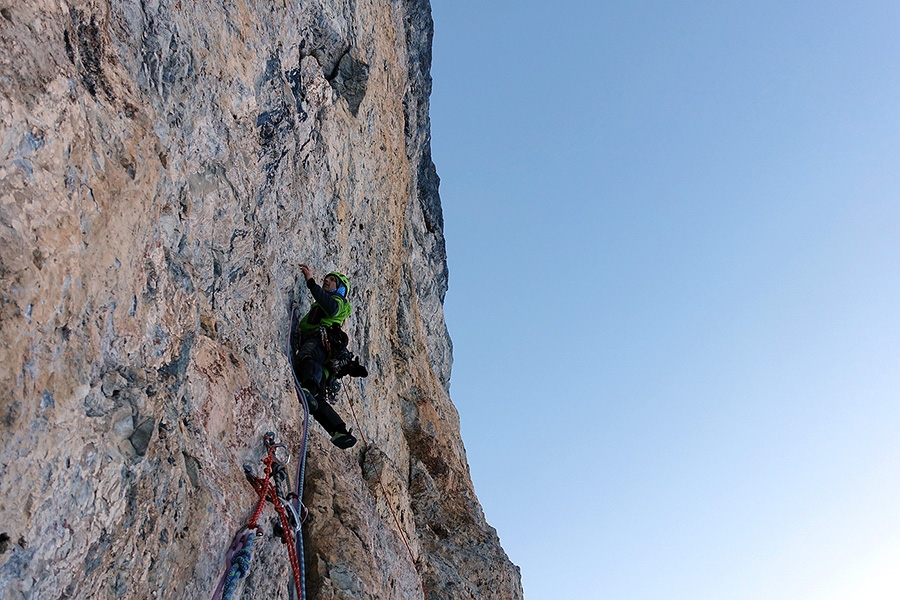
<box><xmin>0</xmin><ymin>1</ymin><xmax>523</xmax><ymax>598</ymax></box>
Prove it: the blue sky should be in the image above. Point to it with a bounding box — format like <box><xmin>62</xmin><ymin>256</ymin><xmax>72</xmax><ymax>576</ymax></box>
<box><xmin>429</xmin><ymin>1</ymin><xmax>900</xmax><ymax>599</ymax></box>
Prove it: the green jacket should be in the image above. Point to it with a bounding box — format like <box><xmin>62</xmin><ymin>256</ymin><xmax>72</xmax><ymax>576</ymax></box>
<box><xmin>298</xmin><ymin>272</ymin><xmax>352</xmax><ymax>335</ymax></box>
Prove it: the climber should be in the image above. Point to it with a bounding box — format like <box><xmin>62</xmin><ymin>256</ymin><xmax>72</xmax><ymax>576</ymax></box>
<box><xmin>291</xmin><ymin>264</ymin><xmax>358</xmax><ymax>449</ymax></box>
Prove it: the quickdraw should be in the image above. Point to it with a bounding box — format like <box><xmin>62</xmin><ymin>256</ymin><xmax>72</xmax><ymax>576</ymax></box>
<box><xmin>319</xmin><ymin>326</ymin><xmax>332</xmax><ymax>354</ymax></box>
<box><xmin>211</xmin><ymin>432</ymin><xmax>306</xmax><ymax>600</ymax></box>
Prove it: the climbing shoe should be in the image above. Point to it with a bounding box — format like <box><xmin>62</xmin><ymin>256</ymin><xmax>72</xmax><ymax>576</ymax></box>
<box><xmin>328</xmin><ymin>351</ymin><xmax>368</xmax><ymax>379</ymax></box>
<box><xmin>346</xmin><ymin>358</ymin><xmax>368</xmax><ymax>378</ymax></box>
<box><xmin>330</xmin><ymin>429</ymin><xmax>357</xmax><ymax>449</ymax></box>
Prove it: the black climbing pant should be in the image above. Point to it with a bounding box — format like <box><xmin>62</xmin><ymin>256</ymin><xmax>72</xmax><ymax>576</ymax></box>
<box><xmin>295</xmin><ymin>335</ymin><xmax>349</xmax><ymax>436</ymax></box>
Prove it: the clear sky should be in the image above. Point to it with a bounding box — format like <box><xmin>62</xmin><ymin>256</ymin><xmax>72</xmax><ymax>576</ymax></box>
<box><xmin>428</xmin><ymin>2</ymin><xmax>900</xmax><ymax>599</ymax></box>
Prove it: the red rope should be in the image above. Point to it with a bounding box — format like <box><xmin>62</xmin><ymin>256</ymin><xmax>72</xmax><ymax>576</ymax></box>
<box><xmin>246</xmin><ymin>448</ymin><xmax>274</xmax><ymax>529</ymax></box>
<box><xmin>344</xmin><ymin>387</ymin><xmax>430</xmax><ymax>600</ymax></box>
<box><xmin>245</xmin><ymin>443</ymin><xmax>304</xmax><ymax>596</ymax></box>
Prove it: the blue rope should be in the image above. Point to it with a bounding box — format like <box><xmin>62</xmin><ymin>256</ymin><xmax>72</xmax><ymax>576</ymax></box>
<box><xmin>221</xmin><ymin>534</ymin><xmax>255</xmax><ymax>600</ymax></box>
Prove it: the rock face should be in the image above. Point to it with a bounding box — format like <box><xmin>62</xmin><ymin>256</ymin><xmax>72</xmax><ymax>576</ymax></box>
<box><xmin>0</xmin><ymin>2</ymin><xmax>523</xmax><ymax>599</ymax></box>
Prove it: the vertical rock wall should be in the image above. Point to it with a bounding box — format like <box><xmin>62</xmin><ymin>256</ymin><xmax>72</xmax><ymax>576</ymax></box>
<box><xmin>0</xmin><ymin>1</ymin><xmax>523</xmax><ymax>598</ymax></box>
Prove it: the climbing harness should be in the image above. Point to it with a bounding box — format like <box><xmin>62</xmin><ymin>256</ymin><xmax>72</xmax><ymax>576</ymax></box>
<box><xmin>343</xmin><ymin>385</ymin><xmax>430</xmax><ymax>600</ymax></box>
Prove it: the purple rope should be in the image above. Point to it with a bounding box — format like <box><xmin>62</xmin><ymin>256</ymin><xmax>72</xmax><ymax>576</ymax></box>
<box><xmin>210</xmin><ymin>529</ymin><xmax>254</xmax><ymax>600</ymax></box>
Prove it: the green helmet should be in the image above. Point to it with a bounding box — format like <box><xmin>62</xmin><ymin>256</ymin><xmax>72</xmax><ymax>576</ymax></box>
<box><xmin>328</xmin><ymin>271</ymin><xmax>350</xmax><ymax>298</ymax></box>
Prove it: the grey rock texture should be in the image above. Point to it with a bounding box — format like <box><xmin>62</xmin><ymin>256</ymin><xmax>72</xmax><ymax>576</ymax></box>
<box><xmin>0</xmin><ymin>1</ymin><xmax>523</xmax><ymax>599</ymax></box>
